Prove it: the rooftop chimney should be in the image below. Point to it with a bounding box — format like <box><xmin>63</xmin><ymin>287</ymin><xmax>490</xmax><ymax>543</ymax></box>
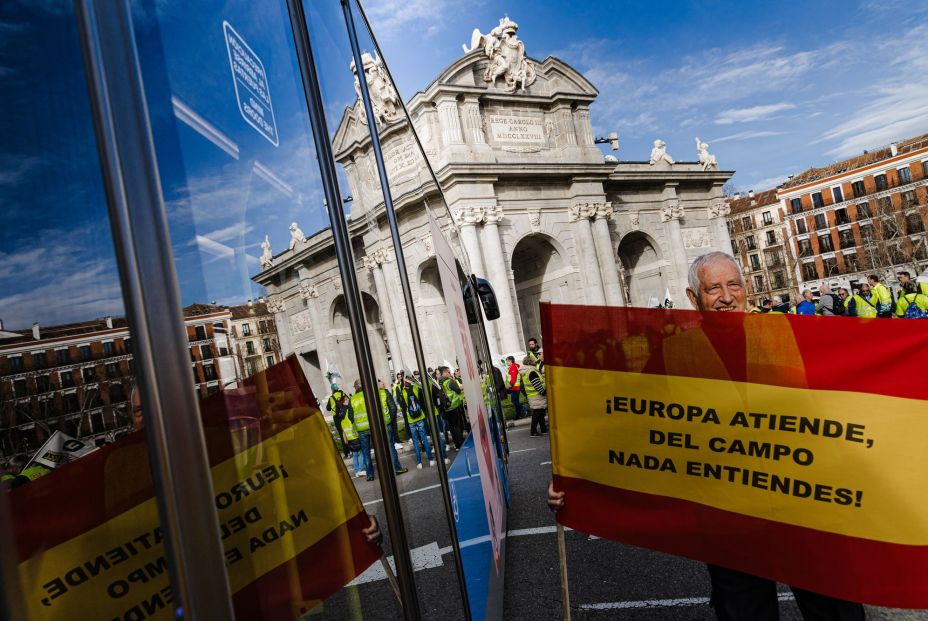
<box><xmin>733</xmin><ymin>192</ymin><xmax>741</xmax><ymax>200</ymax></box>
<box><xmin>748</xmin><ymin>189</ymin><xmax>755</xmax><ymax>199</ymax></box>
<box><xmin>32</xmin><ymin>322</ymin><xmax>40</xmax><ymax>340</ymax></box>
<box><xmin>890</xmin><ymin>142</ymin><xmax>898</xmax><ymax>157</ymax></box>
<box><xmin>105</xmin><ymin>315</ymin><xmax>113</xmax><ymax>329</ymax></box>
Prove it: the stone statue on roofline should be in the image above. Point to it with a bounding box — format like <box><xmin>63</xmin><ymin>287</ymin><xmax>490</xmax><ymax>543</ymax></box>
<box><xmin>649</xmin><ymin>139</ymin><xmax>674</xmax><ymax>166</ymax></box>
<box><xmin>350</xmin><ymin>52</ymin><xmax>400</xmax><ymax>126</ymax></box>
<box><xmin>288</xmin><ymin>222</ymin><xmax>306</xmax><ymax>250</ymax></box>
<box><xmin>464</xmin><ymin>16</ymin><xmax>536</xmax><ymax>93</ymax></box>
<box><xmin>260</xmin><ymin>234</ymin><xmax>273</xmax><ymax>269</ymax></box>
<box><xmin>695</xmin><ymin>137</ymin><xmax>718</xmax><ymax>171</ymax></box>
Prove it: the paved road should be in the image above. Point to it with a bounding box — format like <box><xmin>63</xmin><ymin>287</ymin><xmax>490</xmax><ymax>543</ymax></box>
<box><xmin>310</xmin><ymin>424</ymin><xmax>927</xmax><ymax>619</ymax></box>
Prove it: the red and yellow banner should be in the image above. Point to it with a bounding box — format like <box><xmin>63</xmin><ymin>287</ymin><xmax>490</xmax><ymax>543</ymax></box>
<box><xmin>542</xmin><ymin>303</ymin><xmax>928</xmax><ymax>608</ymax></box>
<box><xmin>10</xmin><ymin>357</ymin><xmax>380</xmax><ymax>620</ymax></box>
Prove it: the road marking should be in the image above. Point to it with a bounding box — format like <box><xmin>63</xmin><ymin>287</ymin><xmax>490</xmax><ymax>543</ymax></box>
<box><xmin>349</xmin><ymin>542</ymin><xmax>444</xmax><ymax>585</ymax></box>
<box><xmin>580</xmin><ymin>592</ymin><xmax>794</xmax><ymax>610</ymax></box>
<box><xmin>540</xmin><ymin>460</ymin><xmax>551</xmax><ymax>465</ymax></box>
<box><xmin>362</xmin><ymin>483</ymin><xmax>442</xmax><ymax>507</ymax></box>
<box><xmin>509</xmin><ymin>448</ymin><xmax>537</xmax><ymax>454</ymax></box>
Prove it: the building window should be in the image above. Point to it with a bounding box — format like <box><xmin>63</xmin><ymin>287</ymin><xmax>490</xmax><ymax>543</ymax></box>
<box><xmin>772</xmin><ymin>271</ymin><xmax>786</xmax><ymax>289</ymax></box>
<box><xmin>812</xmin><ymin>192</ymin><xmax>824</xmax><ymax>208</ymax></box>
<box><xmin>36</xmin><ymin>375</ymin><xmax>50</xmax><ymax>393</ymax></box>
<box><xmin>245</xmin><ymin>341</ymin><xmax>255</xmax><ymax>356</ymax></box>
<box><xmin>32</xmin><ymin>352</ymin><xmax>47</xmax><ymax>369</ymax></box>
<box><xmin>859</xmin><ymin>223</ymin><xmax>875</xmax><ymax>243</ymax></box>
<box><xmin>790</xmin><ymin>198</ymin><xmax>803</xmax><ymax>214</ymax></box>
<box><xmin>8</xmin><ymin>356</ymin><xmax>23</xmax><ymax>373</ymax></box>
<box><xmin>875</xmin><ymin>174</ymin><xmax>887</xmax><ymax>191</ymax></box>
<box><xmin>835</xmin><ymin>208</ymin><xmax>850</xmax><ymax>225</ymax></box>
<box><xmin>206</xmin><ymin>384</ymin><xmax>219</xmax><ymax>396</ymax></box>
<box><xmin>60</xmin><ymin>371</ymin><xmax>74</xmax><ymax>388</ymax></box>
<box><xmin>823</xmin><ymin>256</ymin><xmax>838</xmax><ymax>276</ymax></box>
<box><xmin>266</xmin><ymin>355</ymin><xmax>275</xmax><ymax>368</ymax></box>
<box><xmin>219</xmin><ymin>347</ymin><xmax>229</xmax><ymax>357</ymax></box>
<box><xmin>832</xmin><ymin>187</ymin><xmax>843</xmax><ymax>203</ymax></box>
<box><xmin>192</xmin><ymin>367</ymin><xmax>200</xmax><ymax>384</ymax></box>
<box><xmin>902</xmin><ymin>190</ymin><xmax>918</xmax><ymax>208</ymax></box>
<box><xmin>845</xmin><ymin>253</ymin><xmax>861</xmax><ymax>273</ymax></box>
<box><xmin>13</xmin><ymin>378</ymin><xmax>28</xmax><ymax>397</ymax></box>
<box><xmin>766</xmin><ymin>230</ymin><xmax>777</xmax><ymax>245</ymax></box>
<box><xmin>245</xmin><ymin>360</ymin><xmax>256</xmax><ymax>376</ymax></box>
<box><xmin>923</xmin><ymin>161</ymin><xmax>928</xmax><ymax>178</ymax></box>
<box><xmin>242</xmin><ymin>323</ymin><xmax>251</xmax><ymax>337</ymax></box>
<box><xmin>795</xmin><ymin>218</ymin><xmax>808</xmax><ymax>234</ymax></box>
<box><xmin>765</xmin><ymin>249</ymin><xmax>784</xmax><ymax>267</ymax></box>
<box><xmin>852</xmin><ymin>180</ymin><xmax>865</xmax><ymax>197</ymax></box>
<box><xmin>263</xmin><ymin>337</ymin><xmax>272</xmax><ymax>353</ymax></box>
<box><xmin>79</xmin><ymin>345</ymin><xmax>91</xmax><ymax>361</ymax></box>
<box><xmin>103</xmin><ymin>341</ymin><xmax>115</xmax><ymax>357</ymax></box>
<box><xmin>82</xmin><ymin>367</ymin><xmax>96</xmax><ymax>383</ymax></box>
<box><xmin>746</xmin><ymin>235</ymin><xmax>756</xmax><ymax>250</ymax></box>
<box><xmin>258</xmin><ymin>321</ymin><xmax>267</xmax><ymax>334</ymax></box>
<box><xmin>762</xmin><ymin>211</ymin><xmax>773</xmax><ymax>225</ymax></box>
<box><xmin>200</xmin><ymin>345</ymin><xmax>212</xmax><ymax>360</ymax></box>
<box><xmin>203</xmin><ymin>364</ymin><xmax>216</xmax><ymax>381</ymax></box>
<box><xmin>906</xmin><ymin>213</ymin><xmax>925</xmax><ymax>235</ymax></box>
<box><xmin>749</xmin><ymin>254</ymin><xmax>761</xmax><ymax>270</ymax></box>
<box><xmin>213</xmin><ymin>322</ymin><xmax>226</xmax><ymax>334</ymax></box>
<box><xmin>818</xmin><ymin>234</ymin><xmax>834</xmax><ymax>252</ymax></box>
<box><xmin>63</xmin><ymin>393</ymin><xmax>79</xmax><ymax>414</ymax></box>
<box><xmin>798</xmin><ymin>239</ymin><xmax>813</xmax><ymax>258</ymax></box>
<box><xmin>124</xmin><ymin>338</ymin><xmax>132</xmax><ymax>354</ymax></box>
<box><xmin>898</xmin><ymin>166</ymin><xmax>912</xmax><ymax>184</ymax></box>
<box><xmin>752</xmin><ymin>275</ymin><xmax>764</xmax><ymax>291</ymax></box>
<box><xmin>730</xmin><ymin>240</ymin><xmax>738</xmax><ymax>254</ymax></box>
<box><xmin>741</xmin><ymin>215</ymin><xmax>754</xmax><ymax>230</ymax></box>
<box><xmin>839</xmin><ymin>229</ymin><xmax>855</xmax><ymax>249</ymax></box>
<box><xmin>109</xmin><ymin>383</ymin><xmax>126</xmax><ymax>403</ymax></box>
<box><xmin>857</xmin><ymin>202</ymin><xmax>871</xmax><ymax>219</ymax></box>
<box><xmin>106</xmin><ymin>363</ymin><xmax>119</xmax><ymax>379</ymax></box>
<box><xmin>195</xmin><ymin>325</ymin><xmax>207</xmax><ymax>341</ymax></box>
<box><xmin>802</xmin><ymin>262</ymin><xmax>818</xmax><ymax>281</ymax></box>
<box><xmin>56</xmin><ymin>349</ymin><xmax>69</xmax><ymax>365</ymax></box>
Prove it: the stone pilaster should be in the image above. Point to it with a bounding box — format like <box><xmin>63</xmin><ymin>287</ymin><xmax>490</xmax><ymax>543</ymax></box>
<box><xmin>480</xmin><ymin>205</ymin><xmax>521</xmax><ymax>354</ymax></box>
<box><xmin>364</xmin><ymin>252</ymin><xmax>404</xmax><ymax>372</ymax></box>
<box><xmin>707</xmin><ymin>183</ymin><xmax>732</xmax><ymax>250</ymax></box>
<box><xmin>460</xmin><ymin>98</ymin><xmax>486</xmax><ymax>145</ymax></box>
<box><xmin>660</xmin><ymin>183</ymin><xmax>690</xmax><ymax>305</ymax></box>
<box><xmin>436</xmin><ymin>98</ymin><xmax>464</xmax><ymax>145</ymax></box>
<box><xmin>568</xmin><ymin>203</ymin><xmax>606</xmax><ymax>305</ymax></box>
<box><xmin>453</xmin><ymin>205</ymin><xmax>500</xmax><ymax>352</ymax></box>
<box><xmin>591</xmin><ymin>203</ymin><xmax>625</xmax><ymax>306</ymax></box>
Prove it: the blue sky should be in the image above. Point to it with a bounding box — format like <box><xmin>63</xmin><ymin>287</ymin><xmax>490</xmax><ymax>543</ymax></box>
<box><xmin>2</xmin><ymin>0</ymin><xmax>926</xmax><ymax>330</ymax></box>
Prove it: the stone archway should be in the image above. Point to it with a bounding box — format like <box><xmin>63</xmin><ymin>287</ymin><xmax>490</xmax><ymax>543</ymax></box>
<box><xmin>618</xmin><ymin>232</ymin><xmax>667</xmax><ymax>307</ymax></box>
<box><xmin>329</xmin><ymin>293</ymin><xmax>390</xmax><ymax>387</ymax></box>
<box><xmin>510</xmin><ymin>234</ymin><xmax>579</xmax><ymax>349</ymax></box>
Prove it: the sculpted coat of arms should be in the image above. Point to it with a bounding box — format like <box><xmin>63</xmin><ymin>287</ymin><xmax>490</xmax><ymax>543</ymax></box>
<box><xmin>465</xmin><ymin>16</ymin><xmax>537</xmax><ymax>93</ymax></box>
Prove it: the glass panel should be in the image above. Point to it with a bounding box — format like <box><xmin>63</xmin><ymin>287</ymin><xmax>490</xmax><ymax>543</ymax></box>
<box><xmin>0</xmin><ymin>3</ymin><xmax>177</xmax><ymax>619</ymax></box>
<box><xmin>125</xmin><ymin>0</ymin><xmax>393</xmax><ymax>617</ymax></box>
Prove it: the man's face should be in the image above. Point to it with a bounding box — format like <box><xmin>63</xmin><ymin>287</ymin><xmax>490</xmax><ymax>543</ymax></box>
<box><xmin>528</xmin><ymin>339</ymin><xmax>537</xmax><ymax>351</ymax></box>
<box><xmin>868</xmin><ymin>277</ymin><xmax>877</xmax><ymax>286</ymax></box>
<box><xmin>377</xmin><ymin>380</ymin><xmax>385</xmax><ymax>389</ymax></box>
<box><xmin>839</xmin><ymin>290</ymin><xmax>848</xmax><ymax>299</ymax></box>
<box><xmin>860</xmin><ymin>284</ymin><xmax>870</xmax><ymax>294</ymax></box>
<box><xmin>686</xmin><ymin>259</ymin><xmax>746</xmax><ymax>312</ymax></box>
<box><xmin>804</xmin><ymin>291</ymin><xmax>814</xmax><ymax>301</ymax></box>
<box><xmin>131</xmin><ymin>390</ymin><xmax>144</xmax><ymax>431</ymax></box>
<box><xmin>898</xmin><ymin>274</ymin><xmax>910</xmax><ymax>284</ymax></box>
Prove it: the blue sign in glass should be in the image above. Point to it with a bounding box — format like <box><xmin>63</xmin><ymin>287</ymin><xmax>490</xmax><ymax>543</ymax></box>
<box><xmin>223</xmin><ymin>21</ymin><xmax>279</xmax><ymax>146</ymax></box>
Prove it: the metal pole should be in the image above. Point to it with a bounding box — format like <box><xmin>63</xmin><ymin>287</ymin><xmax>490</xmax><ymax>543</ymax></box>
<box><xmin>341</xmin><ymin>2</ymin><xmax>472</xmax><ymax>617</ymax></box>
<box><xmin>284</xmin><ymin>2</ymin><xmax>420</xmax><ymax>619</ymax></box>
<box><xmin>73</xmin><ymin>1</ymin><xmax>235</xmax><ymax>618</ymax></box>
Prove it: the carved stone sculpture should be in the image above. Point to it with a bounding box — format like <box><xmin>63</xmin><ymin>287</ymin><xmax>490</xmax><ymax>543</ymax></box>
<box><xmin>298</xmin><ymin>280</ymin><xmax>318</xmax><ymax>300</ymax></box>
<box><xmin>649</xmin><ymin>139</ymin><xmax>674</xmax><ymax>166</ymax></box>
<box><xmin>421</xmin><ymin>234</ymin><xmax>433</xmax><ymax>255</ymax></box>
<box><xmin>452</xmin><ymin>205</ymin><xmax>485</xmax><ymax>226</ymax></box>
<box><xmin>528</xmin><ymin>209</ymin><xmax>541</xmax><ymax>232</ymax></box>
<box><xmin>628</xmin><ymin>211</ymin><xmax>640</xmax><ymax>229</ymax></box>
<box><xmin>595</xmin><ymin>202</ymin><xmax>614</xmax><ymax>220</ymax></box>
<box><xmin>288</xmin><ymin>222</ymin><xmax>306</xmax><ymax>250</ymax></box>
<box><xmin>708</xmin><ymin>199</ymin><xmax>731</xmax><ymax>218</ymax></box>
<box><xmin>260</xmin><ymin>235</ymin><xmax>273</xmax><ymax>269</ymax></box>
<box><xmin>265</xmin><ymin>295</ymin><xmax>284</xmax><ymax>313</ymax></box>
<box><xmin>661</xmin><ymin>201</ymin><xmax>683</xmax><ymax>222</ymax></box>
<box><xmin>350</xmin><ymin>52</ymin><xmax>400</xmax><ymax>126</ymax></box>
<box><xmin>468</xmin><ymin>17</ymin><xmax>537</xmax><ymax>93</ymax></box>
<box><xmin>695</xmin><ymin>137</ymin><xmax>718</xmax><ymax>171</ymax></box>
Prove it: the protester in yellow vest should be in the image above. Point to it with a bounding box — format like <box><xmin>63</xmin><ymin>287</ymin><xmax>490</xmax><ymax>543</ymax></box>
<box><xmin>348</xmin><ymin>379</ymin><xmax>407</xmax><ymax>482</ymax></box>
<box><xmin>896</xmin><ymin>271</ymin><xmax>928</xmax><ymax>297</ymax></box>
<box><xmin>839</xmin><ymin>287</ymin><xmax>876</xmax><ymax>318</ymax></box>
<box><xmin>895</xmin><ymin>281</ymin><xmax>928</xmax><ymax>318</ymax></box>
<box><xmin>519</xmin><ymin>356</ymin><xmax>548</xmax><ymax>437</ymax></box>
<box><xmin>868</xmin><ymin>274</ymin><xmax>894</xmax><ymax>317</ymax></box>
<box><xmin>339</xmin><ymin>402</ymin><xmax>365</xmax><ymax>478</ymax></box>
<box><xmin>439</xmin><ymin>367</ymin><xmax>466</xmax><ymax>450</ymax></box>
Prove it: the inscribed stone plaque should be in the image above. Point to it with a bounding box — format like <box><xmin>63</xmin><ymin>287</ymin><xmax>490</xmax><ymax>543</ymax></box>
<box><xmin>488</xmin><ymin>115</ymin><xmax>546</xmax><ymax>144</ymax></box>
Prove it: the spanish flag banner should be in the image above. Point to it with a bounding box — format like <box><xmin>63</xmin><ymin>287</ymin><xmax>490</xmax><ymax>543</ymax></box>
<box><xmin>541</xmin><ymin>302</ymin><xmax>928</xmax><ymax>608</ymax></box>
<box><xmin>10</xmin><ymin>356</ymin><xmax>380</xmax><ymax>620</ymax></box>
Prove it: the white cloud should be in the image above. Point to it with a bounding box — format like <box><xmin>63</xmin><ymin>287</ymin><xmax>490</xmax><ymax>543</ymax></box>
<box><xmin>715</xmin><ymin>103</ymin><xmax>796</xmax><ymax>125</ymax></box>
<box><xmin>363</xmin><ymin>0</ymin><xmax>453</xmax><ymax>39</ymax></box>
<box><xmin>710</xmin><ymin>130</ymin><xmax>786</xmax><ymax>144</ymax></box>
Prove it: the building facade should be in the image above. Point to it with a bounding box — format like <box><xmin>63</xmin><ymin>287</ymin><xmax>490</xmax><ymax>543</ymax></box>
<box><xmin>254</xmin><ymin>19</ymin><xmax>734</xmax><ymax>399</ymax></box>
<box><xmin>228</xmin><ymin>301</ymin><xmax>282</xmax><ymax>379</ymax></box>
<box><xmin>778</xmin><ymin>133</ymin><xmax>928</xmax><ymax>294</ymax></box>
<box><xmin>0</xmin><ymin>306</ymin><xmax>240</xmax><ymax>460</ymax></box>
<box><xmin>727</xmin><ymin>189</ymin><xmax>796</xmax><ymax>307</ymax></box>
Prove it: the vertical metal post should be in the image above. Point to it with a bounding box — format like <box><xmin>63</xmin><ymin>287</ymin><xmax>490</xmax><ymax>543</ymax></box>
<box><xmin>341</xmin><ymin>2</ymin><xmax>473</xmax><ymax>618</ymax></box>
<box><xmin>284</xmin><ymin>2</ymin><xmax>420</xmax><ymax>619</ymax></box>
<box><xmin>73</xmin><ymin>1</ymin><xmax>235</xmax><ymax>618</ymax></box>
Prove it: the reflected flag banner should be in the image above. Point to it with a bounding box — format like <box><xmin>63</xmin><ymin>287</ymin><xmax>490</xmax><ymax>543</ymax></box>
<box><xmin>541</xmin><ymin>302</ymin><xmax>928</xmax><ymax>608</ymax></box>
<box><xmin>11</xmin><ymin>357</ymin><xmax>380</xmax><ymax>620</ymax></box>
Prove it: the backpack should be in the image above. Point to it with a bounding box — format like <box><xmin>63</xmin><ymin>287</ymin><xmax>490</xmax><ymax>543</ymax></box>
<box><xmin>829</xmin><ymin>294</ymin><xmax>844</xmax><ymax>316</ymax></box>
<box><xmin>902</xmin><ymin>294</ymin><xmax>928</xmax><ymax>319</ymax></box>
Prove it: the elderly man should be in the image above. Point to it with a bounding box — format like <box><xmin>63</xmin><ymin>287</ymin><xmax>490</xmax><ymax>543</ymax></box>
<box><xmin>796</xmin><ymin>289</ymin><xmax>817</xmax><ymax>315</ymax></box>
<box><xmin>549</xmin><ymin>251</ymin><xmax>864</xmax><ymax>621</ymax></box>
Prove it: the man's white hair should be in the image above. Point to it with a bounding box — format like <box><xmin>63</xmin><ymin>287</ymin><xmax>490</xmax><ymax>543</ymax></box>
<box><xmin>688</xmin><ymin>252</ymin><xmax>744</xmax><ymax>293</ymax></box>
<box><xmin>772</xmin><ymin>295</ymin><xmax>783</xmax><ymax>304</ymax></box>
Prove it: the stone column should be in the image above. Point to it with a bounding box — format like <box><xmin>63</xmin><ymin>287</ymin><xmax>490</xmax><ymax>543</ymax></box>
<box><xmin>377</xmin><ymin>248</ymin><xmax>417</xmax><ymax>372</ymax></box>
<box><xmin>454</xmin><ymin>205</ymin><xmax>500</xmax><ymax>352</ymax></box>
<box><xmin>365</xmin><ymin>254</ymin><xmax>404</xmax><ymax>372</ymax></box>
<box><xmin>591</xmin><ymin>203</ymin><xmax>626</xmax><ymax>306</ymax></box>
<box><xmin>660</xmin><ymin>184</ymin><xmax>690</xmax><ymax>305</ymax></box>
<box><xmin>480</xmin><ymin>205</ymin><xmax>521</xmax><ymax>354</ymax></box>
<box><xmin>707</xmin><ymin>184</ymin><xmax>732</xmax><ymax>251</ymax></box>
<box><xmin>460</xmin><ymin>97</ymin><xmax>486</xmax><ymax>145</ymax></box>
<box><xmin>436</xmin><ymin>97</ymin><xmax>464</xmax><ymax>146</ymax></box>
<box><xmin>569</xmin><ymin>203</ymin><xmax>606</xmax><ymax>305</ymax></box>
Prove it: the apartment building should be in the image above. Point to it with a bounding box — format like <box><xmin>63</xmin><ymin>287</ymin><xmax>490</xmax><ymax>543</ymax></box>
<box><xmin>727</xmin><ymin>189</ymin><xmax>796</xmax><ymax>307</ymax></box>
<box><xmin>228</xmin><ymin>301</ymin><xmax>281</xmax><ymax>379</ymax></box>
